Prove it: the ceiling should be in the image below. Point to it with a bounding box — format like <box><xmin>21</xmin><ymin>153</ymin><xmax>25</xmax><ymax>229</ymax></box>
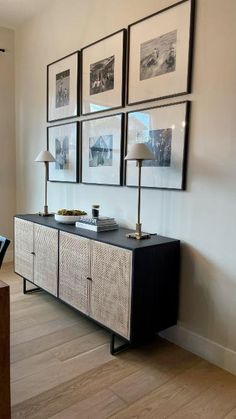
<box><xmin>0</xmin><ymin>0</ymin><xmax>51</xmax><ymax>28</ymax></box>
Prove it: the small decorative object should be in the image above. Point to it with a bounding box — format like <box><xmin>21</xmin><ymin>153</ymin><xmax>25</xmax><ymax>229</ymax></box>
<box><xmin>127</xmin><ymin>0</ymin><xmax>195</xmax><ymax>105</ymax></box>
<box><xmin>125</xmin><ymin>143</ymin><xmax>155</xmax><ymax>239</ymax></box>
<box><xmin>47</xmin><ymin>51</ymin><xmax>79</xmax><ymax>122</ymax></box>
<box><xmin>126</xmin><ymin>101</ymin><xmax>190</xmax><ymax>190</ymax></box>
<box><xmin>82</xmin><ymin>113</ymin><xmax>124</xmax><ymax>186</ymax></box>
<box><xmin>55</xmin><ymin>209</ymin><xmax>87</xmax><ymax>224</ymax></box>
<box><xmin>92</xmin><ymin>205</ymin><xmax>100</xmax><ymax>218</ymax></box>
<box><xmin>81</xmin><ymin>29</ymin><xmax>126</xmax><ymax>115</ymax></box>
<box><xmin>47</xmin><ymin>122</ymin><xmax>79</xmax><ymax>183</ymax></box>
<box><xmin>35</xmin><ymin>150</ymin><xmax>56</xmax><ymax>216</ymax></box>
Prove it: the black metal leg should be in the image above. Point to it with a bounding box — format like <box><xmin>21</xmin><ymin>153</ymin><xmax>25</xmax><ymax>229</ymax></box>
<box><xmin>23</xmin><ymin>278</ymin><xmax>41</xmax><ymax>295</ymax></box>
<box><xmin>110</xmin><ymin>333</ymin><xmax>130</xmax><ymax>355</ymax></box>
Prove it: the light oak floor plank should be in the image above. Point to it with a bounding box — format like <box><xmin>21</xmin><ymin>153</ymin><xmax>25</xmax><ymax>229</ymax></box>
<box><xmin>1</xmin><ymin>265</ymin><xmax>236</xmax><ymax>419</ymax></box>
<box><xmin>50</xmin><ymin>329</ymin><xmax>110</xmax><ymax>361</ymax></box>
<box><xmin>11</xmin><ymin>322</ymin><xmax>98</xmax><ymax>364</ymax></box>
<box><xmin>11</xmin><ymin>350</ymin><xmax>61</xmax><ymax>383</ymax></box>
<box><xmin>11</xmin><ymin>344</ymin><xmax>113</xmax><ymax>405</ymax></box>
<box><xmin>109</xmin><ymin>361</ymin><xmax>236</xmax><ymax>419</ymax></box>
<box><xmin>50</xmin><ymin>388</ymin><xmax>127</xmax><ymax>419</ymax></box>
<box><xmin>11</xmin><ymin>316</ymin><xmax>81</xmax><ymax>346</ymax></box>
<box><xmin>110</xmin><ymin>348</ymin><xmax>200</xmax><ymax>404</ymax></box>
<box><xmin>168</xmin><ymin>374</ymin><xmax>236</xmax><ymax>419</ymax></box>
<box><xmin>11</xmin><ymin>359</ymin><xmax>138</xmax><ymax>419</ymax></box>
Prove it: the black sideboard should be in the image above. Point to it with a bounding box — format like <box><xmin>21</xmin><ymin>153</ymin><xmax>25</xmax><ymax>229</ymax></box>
<box><xmin>14</xmin><ymin>214</ymin><xmax>180</xmax><ymax>354</ymax></box>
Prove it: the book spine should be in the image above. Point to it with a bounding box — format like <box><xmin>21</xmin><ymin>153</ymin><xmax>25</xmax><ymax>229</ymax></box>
<box><xmin>77</xmin><ymin>219</ymin><xmax>115</xmax><ymax>226</ymax></box>
<box><xmin>77</xmin><ymin>218</ymin><xmax>97</xmax><ymax>225</ymax></box>
<box><xmin>76</xmin><ymin>222</ymin><xmax>97</xmax><ymax>231</ymax></box>
<box><xmin>75</xmin><ymin>222</ymin><xmax>118</xmax><ymax>232</ymax></box>
<box><xmin>78</xmin><ymin>222</ymin><xmax>116</xmax><ymax>226</ymax></box>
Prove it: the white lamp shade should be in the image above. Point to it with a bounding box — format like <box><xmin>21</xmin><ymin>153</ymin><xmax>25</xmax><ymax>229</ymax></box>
<box><xmin>35</xmin><ymin>150</ymin><xmax>55</xmax><ymax>162</ymax></box>
<box><xmin>125</xmin><ymin>143</ymin><xmax>155</xmax><ymax>161</ymax></box>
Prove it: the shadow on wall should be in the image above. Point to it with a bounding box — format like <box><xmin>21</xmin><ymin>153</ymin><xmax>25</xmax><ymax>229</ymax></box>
<box><xmin>178</xmin><ymin>243</ymin><xmax>236</xmax><ymax>352</ymax></box>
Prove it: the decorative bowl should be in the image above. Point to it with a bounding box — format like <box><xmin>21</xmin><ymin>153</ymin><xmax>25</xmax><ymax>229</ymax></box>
<box><xmin>54</xmin><ymin>214</ymin><xmax>83</xmax><ymax>224</ymax></box>
<box><xmin>55</xmin><ymin>209</ymin><xmax>87</xmax><ymax>224</ymax></box>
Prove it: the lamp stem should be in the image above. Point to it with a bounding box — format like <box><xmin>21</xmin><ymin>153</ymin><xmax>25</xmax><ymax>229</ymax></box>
<box><xmin>137</xmin><ymin>160</ymin><xmax>142</xmax><ymax>225</ymax></box>
<box><xmin>44</xmin><ymin>162</ymin><xmax>48</xmax><ymax>215</ymax></box>
<box><xmin>134</xmin><ymin>160</ymin><xmax>142</xmax><ymax>238</ymax></box>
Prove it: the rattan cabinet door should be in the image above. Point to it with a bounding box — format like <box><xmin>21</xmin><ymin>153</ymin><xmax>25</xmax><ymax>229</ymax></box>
<box><xmin>34</xmin><ymin>224</ymin><xmax>58</xmax><ymax>296</ymax></box>
<box><xmin>14</xmin><ymin>218</ymin><xmax>34</xmax><ymax>282</ymax></box>
<box><xmin>59</xmin><ymin>232</ymin><xmax>90</xmax><ymax>315</ymax></box>
<box><xmin>90</xmin><ymin>241</ymin><xmax>132</xmax><ymax>339</ymax></box>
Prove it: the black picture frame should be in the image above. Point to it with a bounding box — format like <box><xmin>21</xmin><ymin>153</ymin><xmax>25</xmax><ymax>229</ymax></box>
<box><xmin>47</xmin><ymin>51</ymin><xmax>80</xmax><ymax>122</ymax></box>
<box><xmin>47</xmin><ymin>121</ymin><xmax>79</xmax><ymax>183</ymax></box>
<box><xmin>81</xmin><ymin>113</ymin><xmax>125</xmax><ymax>186</ymax></box>
<box><xmin>127</xmin><ymin>0</ymin><xmax>195</xmax><ymax>106</ymax></box>
<box><xmin>81</xmin><ymin>29</ymin><xmax>127</xmax><ymax>116</ymax></box>
<box><xmin>125</xmin><ymin>101</ymin><xmax>190</xmax><ymax>190</ymax></box>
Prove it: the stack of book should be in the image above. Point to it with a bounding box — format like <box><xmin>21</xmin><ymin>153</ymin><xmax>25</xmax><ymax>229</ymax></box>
<box><xmin>75</xmin><ymin>216</ymin><xmax>118</xmax><ymax>232</ymax></box>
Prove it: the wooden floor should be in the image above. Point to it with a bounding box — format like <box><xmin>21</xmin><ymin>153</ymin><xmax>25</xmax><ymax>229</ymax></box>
<box><xmin>1</xmin><ymin>264</ymin><xmax>236</xmax><ymax>419</ymax></box>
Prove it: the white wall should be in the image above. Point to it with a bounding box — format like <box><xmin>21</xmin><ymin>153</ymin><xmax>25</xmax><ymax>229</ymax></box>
<box><xmin>0</xmin><ymin>27</ymin><xmax>15</xmax><ymax>261</ymax></box>
<box><xmin>15</xmin><ymin>0</ymin><xmax>236</xmax><ymax>373</ymax></box>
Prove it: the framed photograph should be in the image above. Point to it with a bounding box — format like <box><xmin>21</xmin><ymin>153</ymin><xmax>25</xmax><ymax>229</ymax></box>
<box><xmin>81</xmin><ymin>29</ymin><xmax>126</xmax><ymax>115</ymax></box>
<box><xmin>47</xmin><ymin>122</ymin><xmax>79</xmax><ymax>182</ymax></box>
<box><xmin>81</xmin><ymin>113</ymin><xmax>124</xmax><ymax>185</ymax></box>
<box><xmin>125</xmin><ymin>101</ymin><xmax>190</xmax><ymax>190</ymax></box>
<box><xmin>47</xmin><ymin>51</ymin><xmax>79</xmax><ymax>122</ymax></box>
<box><xmin>127</xmin><ymin>0</ymin><xmax>195</xmax><ymax>105</ymax></box>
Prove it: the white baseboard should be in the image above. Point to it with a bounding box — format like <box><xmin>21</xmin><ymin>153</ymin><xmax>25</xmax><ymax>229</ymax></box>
<box><xmin>160</xmin><ymin>325</ymin><xmax>236</xmax><ymax>376</ymax></box>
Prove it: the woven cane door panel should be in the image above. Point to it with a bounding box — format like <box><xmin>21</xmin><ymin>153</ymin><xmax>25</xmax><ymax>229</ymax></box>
<box><xmin>90</xmin><ymin>241</ymin><xmax>132</xmax><ymax>339</ymax></box>
<box><xmin>59</xmin><ymin>232</ymin><xmax>90</xmax><ymax>315</ymax></box>
<box><xmin>14</xmin><ymin>218</ymin><xmax>34</xmax><ymax>281</ymax></box>
<box><xmin>34</xmin><ymin>225</ymin><xmax>58</xmax><ymax>296</ymax></box>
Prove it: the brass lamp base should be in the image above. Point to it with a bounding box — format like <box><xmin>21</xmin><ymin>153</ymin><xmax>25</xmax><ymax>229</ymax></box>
<box><xmin>126</xmin><ymin>223</ymin><xmax>151</xmax><ymax>240</ymax></box>
<box><xmin>39</xmin><ymin>206</ymin><xmax>54</xmax><ymax>217</ymax></box>
<box><xmin>39</xmin><ymin>212</ymin><xmax>54</xmax><ymax>217</ymax></box>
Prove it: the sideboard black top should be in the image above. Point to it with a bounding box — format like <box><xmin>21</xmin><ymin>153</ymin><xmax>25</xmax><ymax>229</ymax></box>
<box><xmin>15</xmin><ymin>214</ymin><xmax>179</xmax><ymax>251</ymax></box>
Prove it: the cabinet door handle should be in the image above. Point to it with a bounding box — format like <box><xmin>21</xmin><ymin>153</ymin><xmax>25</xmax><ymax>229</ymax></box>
<box><xmin>31</xmin><ymin>252</ymin><xmax>35</xmax><ymax>255</ymax></box>
<box><xmin>87</xmin><ymin>277</ymin><xmax>92</xmax><ymax>281</ymax></box>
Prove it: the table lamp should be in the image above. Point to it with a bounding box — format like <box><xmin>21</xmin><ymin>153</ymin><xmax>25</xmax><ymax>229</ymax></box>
<box><xmin>125</xmin><ymin>143</ymin><xmax>155</xmax><ymax>240</ymax></box>
<box><xmin>35</xmin><ymin>150</ymin><xmax>55</xmax><ymax>216</ymax></box>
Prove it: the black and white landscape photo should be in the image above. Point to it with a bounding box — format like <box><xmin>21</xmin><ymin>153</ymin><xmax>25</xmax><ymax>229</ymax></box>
<box><xmin>140</xmin><ymin>30</ymin><xmax>177</xmax><ymax>81</ymax></box>
<box><xmin>137</xmin><ymin>128</ymin><xmax>172</xmax><ymax>167</ymax></box>
<box><xmin>90</xmin><ymin>56</ymin><xmax>115</xmax><ymax>95</ymax></box>
<box><xmin>55</xmin><ymin>136</ymin><xmax>69</xmax><ymax>170</ymax></box>
<box><xmin>55</xmin><ymin>69</ymin><xmax>70</xmax><ymax>108</ymax></box>
<box><xmin>89</xmin><ymin>135</ymin><xmax>113</xmax><ymax>167</ymax></box>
